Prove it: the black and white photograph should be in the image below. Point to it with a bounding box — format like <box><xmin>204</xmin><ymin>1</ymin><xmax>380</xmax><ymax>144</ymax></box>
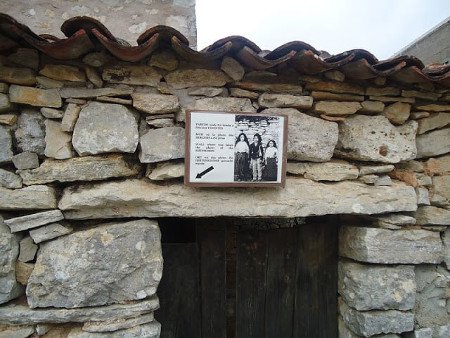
<box><xmin>185</xmin><ymin>111</ymin><xmax>287</xmax><ymax>187</ymax></box>
<box><xmin>234</xmin><ymin>115</ymin><xmax>283</xmax><ymax>183</ymax></box>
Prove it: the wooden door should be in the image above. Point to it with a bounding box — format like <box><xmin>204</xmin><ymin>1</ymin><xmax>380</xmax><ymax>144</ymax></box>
<box><xmin>156</xmin><ymin>218</ymin><xmax>338</xmax><ymax>338</ymax></box>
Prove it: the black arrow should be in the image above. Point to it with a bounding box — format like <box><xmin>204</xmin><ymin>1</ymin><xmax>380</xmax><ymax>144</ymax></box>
<box><xmin>196</xmin><ymin>166</ymin><xmax>214</xmax><ymax>179</ymax></box>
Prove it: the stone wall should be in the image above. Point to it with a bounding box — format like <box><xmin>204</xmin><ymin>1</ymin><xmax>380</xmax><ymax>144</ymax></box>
<box><xmin>0</xmin><ymin>40</ymin><xmax>449</xmax><ymax>337</ymax></box>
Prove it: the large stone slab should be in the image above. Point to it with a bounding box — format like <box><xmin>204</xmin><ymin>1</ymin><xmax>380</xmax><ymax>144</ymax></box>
<box><xmin>338</xmin><ymin>261</ymin><xmax>415</xmax><ymax>311</ymax></box>
<box><xmin>39</xmin><ymin>65</ymin><xmax>86</xmax><ymax>82</ymax></box>
<box><xmin>68</xmin><ymin>322</ymin><xmax>161</xmax><ymax>338</ymax></box>
<box><xmin>29</xmin><ymin>223</ymin><xmax>73</xmax><ymax>244</ymax></box>
<box><xmin>26</xmin><ymin>219</ymin><xmax>162</xmax><ymax>308</ymax></box>
<box><xmin>339</xmin><ymin>300</ymin><xmax>414</xmax><ymax>337</ymax></box>
<box><xmin>139</xmin><ymin>127</ymin><xmax>185</xmax><ymax>163</ymax></box>
<box><xmin>314</xmin><ymin>101</ymin><xmax>362</xmax><ymax>116</ymax></box>
<box><xmin>416</xmin><ymin>127</ymin><xmax>450</xmax><ymax>158</ymax></box>
<box><xmin>0</xmin><ymin>217</ymin><xmax>23</xmax><ymax>304</ymax></box>
<box><xmin>306</xmin><ymin>81</ymin><xmax>364</xmax><ymax>95</ymax></box>
<box><xmin>417</xmin><ymin>113</ymin><xmax>450</xmax><ymax>134</ymax></box>
<box><xmin>165</xmin><ymin>69</ymin><xmax>230</xmax><ymax>89</ymax></box>
<box><xmin>263</xmin><ymin>108</ymin><xmax>339</xmax><ymax>162</ymax></box>
<box><xmin>102</xmin><ymin>65</ymin><xmax>161</xmax><ymax>86</ymax></box>
<box><xmin>339</xmin><ymin>226</ymin><xmax>444</xmax><ymax>264</ymax></box>
<box><xmin>0</xmin><ymin>297</ymin><xmax>159</xmax><ymax>324</ymax></box>
<box><xmin>0</xmin><ymin>185</ymin><xmax>57</xmax><ymax>210</ymax></box>
<box><xmin>18</xmin><ymin>155</ymin><xmax>141</xmax><ymax>185</ymax></box>
<box><xmin>0</xmin><ymin>125</ymin><xmax>13</xmax><ymax>164</ymax></box>
<box><xmin>287</xmin><ymin>160</ymin><xmax>359</xmax><ymax>181</ymax></box>
<box><xmin>59</xmin><ymin>178</ymin><xmax>417</xmax><ymax>219</ymax></box>
<box><xmin>432</xmin><ymin>175</ymin><xmax>450</xmax><ymax>200</ymax></box>
<box><xmin>258</xmin><ymin>94</ymin><xmax>313</xmax><ymax>109</ymax></box>
<box><xmin>335</xmin><ymin>115</ymin><xmax>417</xmax><ymax>163</ymax></box>
<box><xmin>415</xmin><ymin>206</ymin><xmax>450</xmax><ymax>225</ymax></box>
<box><xmin>9</xmin><ymin>85</ymin><xmax>61</xmax><ymax>108</ymax></box>
<box><xmin>4</xmin><ymin>210</ymin><xmax>64</xmax><ymax>233</ymax></box>
<box><xmin>0</xmin><ymin>66</ymin><xmax>36</xmax><ymax>85</ymax></box>
<box><xmin>0</xmin><ymin>169</ymin><xmax>22</xmax><ymax>189</ymax></box>
<box><xmin>72</xmin><ymin>102</ymin><xmax>139</xmax><ymax>155</ymax></box>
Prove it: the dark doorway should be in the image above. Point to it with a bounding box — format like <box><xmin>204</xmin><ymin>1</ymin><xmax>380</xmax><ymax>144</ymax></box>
<box><xmin>155</xmin><ymin>217</ymin><xmax>338</xmax><ymax>338</ymax></box>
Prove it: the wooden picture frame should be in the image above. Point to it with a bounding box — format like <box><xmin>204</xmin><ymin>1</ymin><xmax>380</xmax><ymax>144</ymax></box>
<box><xmin>185</xmin><ymin>110</ymin><xmax>288</xmax><ymax>187</ymax></box>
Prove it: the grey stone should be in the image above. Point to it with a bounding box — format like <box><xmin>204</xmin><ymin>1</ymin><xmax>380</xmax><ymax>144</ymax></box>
<box><xmin>131</xmin><ymin>93</ymin><xmax>179</xmax><ymax>114</ymax></box>
<box><xmin>72</xmin><ymin>102</ymin><xmax>139</xmax><ymax>156</ymax></box>
<box><xmin>146</xmin><ymin>118</ymin><xmax>174</xmax><ymax>128</ymax></box>
<box><xmin>417</xmin><ymin>113</ymin><xmax>450</xmax><ymax>134</ymax></box>
<box><xmin>374</xmin><ymin>175</ymin><xmax>392</xmax><ymax>186</ymax></box>
<box><xmin>35</xmin><ymin>76</ymin><xmax>64</xmax><ymax>89</ymax></box>
<box><xmin>61</xmin><ymin>104</ymin><xmax>81</xmax><ymax>132</ymax></box>
<box><xmin>15</xmin><ymin>110</ymin><xmax>45</xmax><ymax>155</ymax></box>
<box><xmin>263</xmin><ymin>108</ymin><xmax>339</xmax><ymax>162</ymax></box>
<box><xmin>415</xmin><ymin>173</ymin><xmax>432</xmax><ymax>186</ymax></box>
<box><xmin>147</xmin><ymin>161</ymin><xmax>184</xmax><ymax>180</ymax></box>
<box><xmin>415</xmin><ymin>206</ymin><xmax>450</xmax><ymax>225</ymax></box>
<box><xmin>39</xmin><ymin>64</ymin><xmax>86</xmax><ymax>82</ymax></box>
<box><xmin>82</xmin><ymin>52</ymin><xmax>114</xmax><ymax>68</ymax></box>
<box><xmin>416</xmin><ymin>127</ymin><xmax>450</xmax><ymax>158</ymax></box>
<box><xmin>0</xmin><ymin>169</ymin><xmax>22</xmax><ymax>189</ymax></box>
<box><xmin>359</xmin><ymin>174</ymin><xmax>380</xmax><ymax>185</ymax></box>
<box><xmin>436</xmin><ymin>324</ymin><xmax>450</xmax><ymax>338</ymax></box>
<box><xmin>0</xmin><ymin>125</ymin><xmax>13</xmax><ymax>164</ymax></box>
<box><xmin>0</xmin><ymin>93</ymin><xmax>12</xmax><ymax>112</ymax></box>
<box><xmin>444</xmin><ymin>227</ymin><xmax>450</xmax><ymax>268</ymax></box>
<box><xmin>335</xmin><ymin>115</ymin><xmax>417</xmax><ymax>163</ymax></box>
<box><xmin>416</xmin><ymin>187</ymin><xmax>430</xmax><ymax>205</ymax></box>
<box><xmin>18</xmin><ymin>237</ymin><xmax>37</xmax><ymax>262</ymax></box>
<box><xmin>414</xmin><ymin>265</ymin><xmax>449</xmax><ymax>328</ymax></box>
<box><xmin>404</xmin><ymin>328</ymin><xmax>433</xmax><ymax>338</ymax></box>
<box><xmin>359</xmin><ymin>165</ymin><xmax>395</xmax><ymax>176</ymax></box>
<box><xmin>0</xmin><ymin>297</ymin><xmax>159</xmax><ymax>324</ymax></box>
<box><xmin>4</xmin><ymin>210</ymin><xmax>64</xmax><ymax>233</ymax></box>
<box><xmin>0</xmin><ymin>217</ymin><xmax>23</xmax><ymax>305</ymax></box>
<box><xmin>397</xmin><ymin>160</ymin><xmax>425</xmax><ymax>173</ymax></box>
<box><xmin>383</xmin><ymin>102</ymin><xmax>411</xmax><ymax>125</ymax></box>
<box><xmin>187</xmin><ymin>87</ymin><xmax>226</xmax><ymax>97</ymax></box>
<box><xmin>338</xmin><ymin>261</ymin><xmax>415</xmax><ymax>310</ymax></box>
<box><xmin>0</xmin><ymin>185</ymin><xmax>57</xmax><ymax>210</ymax></box>
<box><xmin>286</xmin><ymin>160</ymin><xmax>359</xmax><ymax>181</ymax></box>
<box><xmin>411</xmin><ymin>111</ymin><xmax>430</xmax><ymax>119</ymax></box>
<box><xmin>12</xmin><ymin>152</ymin><xmax>39</xmax><ymax>170</ymax></box>
<box><xmin>402</xmin><ymin>90</ymin><xmax>440</xmax><ymax>101</ymax></box>
<box><xmin>19</xmin><ymin>155</ymin><xmax>141</xmax><ymax>185</ymax></box>
<box><xmin>58</xmin><ymin>179</ymin><xmax>417</xmax><ymax>219</ymax></box>
<box><xmin>29</xmin><ymin>223</ymin><xmax>73</xmax><ymax>244</ymax></box>
<box><xmin>0</xmin><ymin>114</ymin><xmax>17</xmax><ymax>126</ymax></box>
<box><xmin>139</xmin><ymin>127</ymin><xmax>185</xmax><ymax>163</ymax></box>
<box><xmin>433</xmin><ymin>175</ymin><xmax>450</xmax><ymax>200</ymax></box>
<box><xmin>7</xmin><ymin>48</ymin><xmax>39</xmax><ymax>70</ymax></box>
<box><xmin>102</xmin><ymin>65</ymin><xmax>161</xmax><ymax>86</ymax></box>
<box><xmin>60</xmin><ymin>86</ymin><xmax>133</xmax><ymax>99</ymax></box>
<box><xmin>9</xmin><ymin>85</ymin><xmax>61</xmax><ymax>108</ymax></box>
<box><xmin>324</xmin><ymin>70</ymin><xmax>345</xmax><ymax>82</ymax></box>
<box><xmin>339</xmin><ymin>300</ymin><xmax>414</xmax><ymax>337</ymax></box>
<box><xmin>0</xmin><ymin>66</ymin><xmax>36</xmax><ymax>86</ymax></box>
<box><xmin>148</xmin><ymin>50</ymin><xmax>179</xmax><ymax>71</ymax></box>
<box><xmin>82</xmin><ymin>313</ymin><xmax>154</xmax><ymax>332</ymax></box>
<box><xmin>306</xmin><ymin>81</ymin><xmax>364</xmax><ymax>95</ymax></box>
<box><xmin>26</xmin><ymin>219</ymin><xmax>162</xmax><ymax>309</ymax></box>
<box><xmin>15</xmin><ymin>261</ymin><xmax>34</xmax><ymax>286</ymax></box>
<box><xmin>35</xmin><ymin>324</ymin><xmax>50</xmax><ymax>336</ymax></box>
<box><xmin>221</xmin><ymin>57</ymin><xmax>245</xmax><ymax>81</ymax></box>
<box><xmin>314</xmin><ymin>101</ymin><xmax>362</xmax><ymax>115</ymax></box>
<box><xmin>165</xmin><ymin>69</ymin><xmax>230</xmax><ymax>89</ymax></box>
<box><xmin>311</xmin><ymin>91</ymin><xmax>364</xmax><ymax>102</ymax></box>
<box><xmin>415</xmin><ymin>103</ymin><xmax>450</xmax><ymax>112</ymax></box>
<box><xmin>68</xmin><ymin>322</ymin><xmax>161</xmax><ymax>338</ymax></box>
<box><xmin>339</xmin><ymin>226</ymin><xmax>443</xmax><ymax>264</ymax></box>
<box><xmin>44</xmin><ymin>120</ymin><xmax>74</xmax><ymax>159</ymax></box>
<box><xmin>258</xmin><ymin>93</ymin><xmax>313</xmax><ymax>109</ymax></box>
<box><xmin>0</xmin><ymin>326</ymin><xmax>34</xmax><ymax>338</ymax></box>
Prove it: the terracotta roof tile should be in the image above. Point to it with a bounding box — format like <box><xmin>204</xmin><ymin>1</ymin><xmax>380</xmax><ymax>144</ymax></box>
<box><xmin>1</xmin><ymin>13</ymin><xmax>449</xmax><ymax>87</ymax></box>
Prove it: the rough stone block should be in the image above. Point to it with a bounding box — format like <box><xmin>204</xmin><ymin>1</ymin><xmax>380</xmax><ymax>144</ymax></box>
<box><xmin>383</xmin><ymin>102</ymin><xmax>411</xmax><ymax>125</ymax></box>
<box><xmin>286</xmin><ymin>160</ymin><xmax>359</xmax><ymax>181</ymax></box>
<box><xmin>339</xmin><ymin>226</ymin><xmax>443</xmax><ymax>264</ymax></box>
<box><xmin>0</xmin><ymin>125</ymin><xmax>13</xmax><ymax>164</ymax></box>
<box><xmin>132</xmin><ymin>93</ymin><xmax>179</xmax><ymax>114</ymax></box>
<box><xmin>9</xmin><ymin>85</ymin><xmax>61</xmax><ymax>108</ymax></box>
<box><xmin>433</xmin><ymin>175</ymin><xmax>450</xmax><ymax>200</ymax></box>
<box><xmin>4</xmin><ymin>210</ymin><xmax>64</xmax><ymax>233</ymax></box>
<box><xmin>139</xmin><ymin>127</ymin><xmax>185</xmax><ymax>163</ymax></box>
<box><xmin>221</xmin><ymin>57</ymin><xmax>245</xmax><ymax>81</ymax></box>
<box><xmin>339</xmin><ymin>300</ymin><xmax>414</xmax><ymax>337</ymax></box>
<box><xmin>417</xmin><ymin>113</ymin><xmax>450</xmax><ymax>134</ymax></box>
<box><xmin>29</xmin><ymin>223</ymin><xmax>73</xmax><ymax>244</ymax></box>
<box><xmin>339</xmin><ymin>261</ymin><xmax>416</xmax><ymax>311</ymax></box>
<box><xmin>0</xmin><ymin>66</ymin><xmax>36</xmax><ymax>85</ymax></box>
<box><xmin>415</xmin><ymin>206</ymin><xmax>450</xmax><ymax>225</ymax></box>
<box><xmin>0</xmin><ymin>168</ymin><xmax>22</xmax><ymax>189</ymax></box>
<box><xmin>314</xmin><ymin>101</ymin><xmax>362</xmax><ymax>116</ymax></box>
<box><xmin>44</xmin><ymin>120</ymin><xmax>74</xmax><ymax>159</ymax></box>
<box><xmin>26</xmin><ymin>219</ymin><xmax>162</xmax><ymax>308</ymax></box>
<box><xmin>14</xmin><ymin>109</ymin><xmax>46</xmax><ymax>155</ymax></box>
<box><xmin>12</xmin><ymin>152</ymin><xmax>39</xmax><ymax>170</ymax></box>
<box><xmin>0</xmin><ymin>185</ymin><xmax>57</xmax><ymax>210</ymax></box>
<box><xmin>18</xmin><ymin>236</ymin><xmax>38</xmax><ymax>262</ymax></box>
<box><xmin>165</xmin><ymin>69</ymin><xmax>230</xmax><ymax>89</ymax></box>
<box><xmin>416</xmin><ymin>127</ymin><xmax>450</xmax><ymax>158</ymax></box>
<box><xmin>7</xmin><ymin>48</ymin><xmax>39</xmax><ymax>70</ymax></box>
<box><xmin>102</xmin><ymin>65</ymin><xmax>161</xmax><ymax>86</ymax></box>
<box><xmin>72</xmin><ymin>102</ymin><xmax>139</xmax><ymax>155</ymax></box>
<box><xmin>39</xmin><ymin>64</ymin><xmax>86</xmax><ymax>82</ymax></box>
<box><xmin>147</xmin><ymin>161</ymin><xmax>184</xmax><ymax>181</ymax></box>
<box><xmin>61</xmin><ymin>103</ymin><xmax>81</xmax><ymax>132</ymax></box>
<box><xmin>67</xmin><ymin>322</ymin><xmax>161</xmax><ymax>338</ymax></box>
<box><xmin>258</xmin><ymin>93</ymin><xmax>313</xmax><ymax>109</ymax></box>
<box><xmin>335</xmin><ymin>115</ymin><xmax>417</xmax><ymax>163</ymax></box>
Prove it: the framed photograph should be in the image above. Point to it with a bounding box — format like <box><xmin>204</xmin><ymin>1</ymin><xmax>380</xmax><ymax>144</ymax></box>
<box><xmin>185</xmin><ymin>110</ymin><xmax>288</xmax><ymax>187</ymax></box>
